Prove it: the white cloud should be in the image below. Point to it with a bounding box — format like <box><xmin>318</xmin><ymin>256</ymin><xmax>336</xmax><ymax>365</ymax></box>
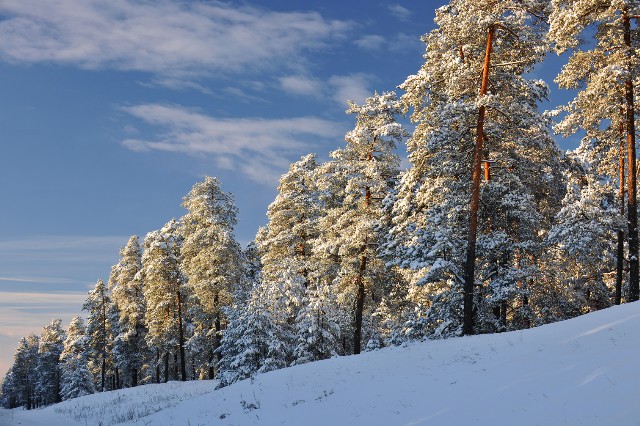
<box><xmin>278</xmin><ymin>75</ymin><xmax>324</xmax><ymax>97</ymax></box>
<box><xmin>388</xmin><ymin>4</ymin><xmax>412</xmax><ymax>21</ymax></box>
<box><xmin>0</xmin><ymin>0</ymin><xmax>351</xmax><ymax>78</ymax></box>
<box><xmin>328</xmin><ymin>74</ymin><xmax>374</xmax><ymax>107</ymax></box>
<box><xmin>354</xmin><ymin>35</ymin><xmax>386</xmax><ymax>51</ymax></box>
<box><xmin>121</xmin><ymin>104</ymin><xmax>344</xmax><ymax>184</ymax></box>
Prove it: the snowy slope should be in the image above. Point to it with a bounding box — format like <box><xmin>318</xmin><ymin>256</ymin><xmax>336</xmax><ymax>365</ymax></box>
<box><xmin>3</xmin><ymin>302</ymin><xmax>640</xmax><ymax>426</ymax></box>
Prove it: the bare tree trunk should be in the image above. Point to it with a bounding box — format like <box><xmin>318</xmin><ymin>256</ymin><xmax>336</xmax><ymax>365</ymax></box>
<box><xmin>163</xmin><ymin>352</ymin><xmax>169</xmax><ymax>383</ymax></box>
<box><xmin>616</xmin><ymin>117</ymin><xmax>626</xmax><ymax>305</ymax></box>
<box><xmin>464</xmin><ymin>24</ymin><xmax>495</xmax><ymax>336</ymax></box>
<box><xmin>624</xmin><ymin>13</ymin><xmax>639</xmax><ymax>302</ymax></box>
<box><xmin>155</xmin><ymin>350</ymin><xmax>160</xmax><ymax>384</ymax></box>
<box><xmin>353</xmin><ymin>242</ymin><xmax>367</xmax><ymax>354</ymax></box>
<box><xmin>101</xmin><ymin>357</ymin><xmax>106</xmax><ymax>392</ymax></box>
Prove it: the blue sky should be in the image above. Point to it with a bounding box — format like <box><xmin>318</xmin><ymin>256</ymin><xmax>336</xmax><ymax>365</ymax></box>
<box><xmin>0</xmin><ymin>0</ymin><xmax>576</xmax><ymax>376</ymax></box>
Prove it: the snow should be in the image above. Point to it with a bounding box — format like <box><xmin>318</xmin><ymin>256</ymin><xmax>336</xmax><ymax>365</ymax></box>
<box><xmin>4</xmin><ymin>302</ymin><xmax>640</xmax><ymax>425</ymax></box>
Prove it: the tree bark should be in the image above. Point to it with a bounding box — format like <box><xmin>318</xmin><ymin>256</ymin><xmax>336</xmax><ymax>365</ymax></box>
<box><xmin>616</xmin><ymin>117</ymin><xmax>625</xmax><ymax>305</ymax></box>
<box><xmin>623</xmin><ymin>13</ymin><xmax>639</xmax><ymax>302</ymax></box>
<box><xmin>353</xmin><ymin>243</ymin><xmax>367</xmax><ymax>354</ymax></box>
<box><xmin>463</xmin><ymin>24</ymin><xmax>495</xmax><ymax>336</ymax></box>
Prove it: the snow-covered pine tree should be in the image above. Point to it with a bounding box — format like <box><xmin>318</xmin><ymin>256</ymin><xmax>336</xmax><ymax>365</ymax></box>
<box><xmin>255</xmin><ymin>154</ymin><xmax>322</xmax><ymax>364</ymax></box>
<box><xmin>549</xmin><ymin>0</ymin><xmax>640</xmax><ymax>302</ymax></box>
<box><xmin>313</xmin><ymin>92</ymin><xmax>406</xmax><ymax>354</ymax></box>
<box><xmin>60</xmin><ymin>316</ymin><xmax>96</xmax><ymax>400</ymax></box>
<box><xmin>181</xmin><ymin>177</ymin><xmax>244</xmax><ymax>379</ymax></box>
<box><xmin>142</xmin><ymin>220</ymin><xmax>189</xmax><ymax>382</ymax></box>
<box><xmin>543</xmin><ymin>141</ymin><xmax>621</xmax><ymax>319</ymax></box>
<box><xmin>7</xmin><ymin>335</ymin><xmax>40</xmax><ymax>409</ymax></box>
<box><xmin>35</xmin><ymin>319</ymin><xmax>65</xmax><ymax>405</ymax></box>
<box><xmin>217</xmin><ymin>280</ymin><xmax>289</xmax><ymax>386</ymax></box>
<box><xmin>83</xmin><ymin>279</ymin><xmax>116</xmax><ymax>392</ymax></box>
<box><xmin>293</xmin><ymin>279</ymin><xmax>340</xmax><ymax>364</ymax></box>
<box><xmin>387</xmin><ymin>0</ymin><xmax>562</xmax><ymax>337</ymax></box>
<box><xmin>109</xmin><ymin>235</ymin><xmax>149</xmax><ymax>387</ymax></box>
<box><xmin>1</xmin><ymin>369</ymin><xmax>18</xmax><ymax>408</ymax></box>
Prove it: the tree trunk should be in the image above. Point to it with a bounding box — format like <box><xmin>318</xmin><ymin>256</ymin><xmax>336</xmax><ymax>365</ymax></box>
<box><xmin>163</xmin><ymin>352</ymin><xmax>169</xmax><ymax>383</ymax></box>
<box><xmin>177</xmin><ymin>289</ymin><xmax>187</xmax><ymax>381</ymax></box>
<box><xmin>101</xmin><ymin>357</ymin><xmax>106</xmax><ymax>392</ymax></box>
<box><xmin>155</xmin><ymin>350</ymin><xmax>160</xmax><ymax>384</ymax></box>
<box><xmin>353</xmin><ymin>243</ymin><xmax>367</xmax><ymax>355</ymax></box>
<box><xmin>623</xmin><ymin>13</ymin><xmax>639</xmax><ymax>302</ymax></box>
<box><xmin>463</xmin><ymin>24</ymin><xmax>495</xmax><ymax>336</ymax></box>
<box><xmin>616</xmin><ymin>120</ymin><xmax>625</xmax><ymax>305</ymax></box>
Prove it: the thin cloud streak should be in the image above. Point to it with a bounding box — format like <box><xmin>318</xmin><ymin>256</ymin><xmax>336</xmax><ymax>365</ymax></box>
<box><xmin>121</xmin><ymin>104</ymin><xmax>345</xmax><ymax>184</ymax></box>
<box><xmin>0</xmin><ymin>291</ymin><xmax>88</xmax><ymax>376</ymax></box>
<box><xmin>0</xmin><ymin>0</ymin><xmax>351</xmax><ymax>78</ymax></box>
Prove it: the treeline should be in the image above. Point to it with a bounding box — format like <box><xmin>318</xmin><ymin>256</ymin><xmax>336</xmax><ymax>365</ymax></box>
<box><xmin>3</xmin><ymin>0</ymin><xmax>640</xmax><ymax>409</ymax></box>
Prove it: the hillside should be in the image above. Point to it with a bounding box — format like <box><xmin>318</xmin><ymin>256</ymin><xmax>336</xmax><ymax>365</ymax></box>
<box><xmin>2</xmin><ymin>302</ymin><xmax>640</xmax><ymax>426</ymax></box>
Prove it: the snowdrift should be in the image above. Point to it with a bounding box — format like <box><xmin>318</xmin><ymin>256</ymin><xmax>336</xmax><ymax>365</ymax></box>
<box><xmin>3</xmin><ymin>302</ymin><xmax>640</xmax><ymax>426</ymax></box>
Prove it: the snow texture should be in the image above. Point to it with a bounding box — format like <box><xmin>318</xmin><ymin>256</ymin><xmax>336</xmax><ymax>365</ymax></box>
<box><xmin>3</xmin><ymin>301</ymin><xmax>640</xmax><ymax>425</ymax></box>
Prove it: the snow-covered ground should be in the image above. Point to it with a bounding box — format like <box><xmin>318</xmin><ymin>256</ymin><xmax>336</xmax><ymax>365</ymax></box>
<box><xmin>3</xmin><ymin>302</ymin><xmax>640</xmax><ymax>426</ymax></box>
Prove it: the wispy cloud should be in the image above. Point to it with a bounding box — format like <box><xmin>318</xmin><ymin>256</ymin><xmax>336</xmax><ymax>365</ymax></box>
<box><xmin>278</xmin><ymin>75</ymin><xmax>324</xmax><ymax>97</ymax></box>
<box><xmin>354</xmin><ymin>35</ymin><xmax>386</xmax><ymax>50</ymax></box>
<box><xmin>0</xmin><ymin>0</ymin><xmax>351</xmax><ymax>78</ymax></box>
<box><xmin>121</xmin><ymin>104</ymin><xmax>344</xmax><ymax>184</ymax></box>
<box><xmin>328</xmin><ymin>74</ymin><xmax>375</xmax><ymax>107</ymax></box>
<box><xmin>0</xmin><ymin>291</ymin><xmax>88</xmax><ymax>376</ymax></box>
<box><xmin>355</xmin><ymin>32</ymin><xmax>421</xmax><ymax>53</ymax></box>
<box><xmin>0</xmin><ymin>235</ymin><xmax>126</xmax><ymax>293</ymax></box>
<box><xmin>0</xmin><ymin>235</ymin><xmax>127</xmax><ymax>251</ymax></box>
<box><xmin>388</xmin><ymin>4</ymin><xmax>412</xmax><ymax>21</ymax></box>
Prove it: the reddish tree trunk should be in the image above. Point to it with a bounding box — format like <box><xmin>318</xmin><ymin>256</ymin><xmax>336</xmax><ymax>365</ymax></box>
<box><xmin>463</xmin><ymin>24</ymin><xmax>495</xmax><ymax>336</ymax></box>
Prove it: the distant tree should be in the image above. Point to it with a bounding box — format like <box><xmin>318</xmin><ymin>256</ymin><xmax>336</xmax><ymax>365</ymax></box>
<box><xmin>181</xmin><ymin>177</ymin><xmax>244</xmax><ymax>379</ymax></box>
<box><xmin>60</xmin><ymin>316</ymin><xmax>96</xmax><ymax>400</ymax></box>
<box><xmin>35</xmin><ymin>319</ymin><xmax>65</xmax><ymax>405</ymax></box>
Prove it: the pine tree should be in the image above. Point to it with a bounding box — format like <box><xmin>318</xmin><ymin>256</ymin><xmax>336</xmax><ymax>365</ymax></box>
<box><xmin>217</xmin><ymin>281</ymin><xmax>289</xmax><ymax>386</ymax></box>
<box><xmin>35</xmin><ymin>319</ymin><xmax>65</xmax><ymax>405</ymax></box>
<box><xmin>109</xmin><ymin>235</ymin><xmax>148</xmax><ymax>387</ymax></box>
<box><xmin>387</xmin><ymin>0</ymin><xmax>561</xmax><ymax>336</ymax></box>
<box><xmin>60</xmin><ymin>316</ymin><xmax>96</xmax><ymax>400</ymax></box>
<box><xmin>293</xmin><ymin>280</ymin><xmax>340</xmax><ymax>364</ymax></box>
<box><xmin>9</xmin><ymin>335</ymin><xmax>40</xmax><ymax>409</ymax></box>
<box><xmin>313</xmin><ymin>92</ymin><xmax>406</xmax><ymax>354</ymax></box>
<box><xmin>83</xmin><ymin>279</ymin><xmax>115</xmax><ymax>392</ymax></box>
<box><xmin>181</xmin><ymin>176</ymin><xmax>244</xmax><ymax>379</ymax></box>
<box><xmin>544</xmin><ymin>148</ymin><xmax>620</xmax><ymax>316</ymax></box>
<box><xmin>142</xmin><ymin>220</ymin><xmax>189</xmax><ymax>382</ymax></box>
<box><xmin>255</xmin><ymin>154</ymin><xmax>322</xmax><ymax>364</ymax></box>
<box><xmin>549</xmin><ymin>0</ymin><xmax>640</xmax><ymax>301</ymax></box>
